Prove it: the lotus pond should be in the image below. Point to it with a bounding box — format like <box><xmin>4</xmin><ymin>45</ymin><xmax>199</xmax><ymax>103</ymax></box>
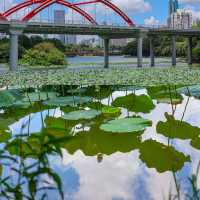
<box><xmin>1</xmin><ymin>85</ymin><xmax>200</xmax><ymax>199</ymax></box>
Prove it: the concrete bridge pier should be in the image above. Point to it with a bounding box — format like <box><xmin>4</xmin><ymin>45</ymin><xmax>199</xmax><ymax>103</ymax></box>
<box><xmin>137</xmin><ymin>36</ymin><xmax>143</xmax><ymax>68</ymax></box>
<box><xmin>187</xmin><ymin>37</ymin><xmax>192</xmax><ymax>65</ymax></box>
<box><xmin>9</xmin><ymin>23</ymin><xmax>25</xmax><ymax>71</ymax></box>
<box><xmin>172</xmin><ymin>35</ymin><xmax>176</xmax><ymax>66</ymax></box>
<box><xmin>149</xmin><ymin>37</ymin><xmax>155</xmax><ymax>67</ymax></box>
<box><xmin>104</xmin><ymin>38</ymin><xmax>110</xmax><ymax>68</ymax></box>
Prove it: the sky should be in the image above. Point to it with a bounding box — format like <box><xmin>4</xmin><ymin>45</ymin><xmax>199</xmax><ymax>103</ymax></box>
<box><xmin>0</xmin><ymin>0</ymin><xmax>200</xmax><ymax>25</ymax></box>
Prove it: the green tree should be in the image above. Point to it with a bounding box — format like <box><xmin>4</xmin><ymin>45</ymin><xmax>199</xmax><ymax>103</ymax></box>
<box><xmin>21</xmin><ymin>42</ymin><xmax>67</xmax><ymax>67</ymax></box>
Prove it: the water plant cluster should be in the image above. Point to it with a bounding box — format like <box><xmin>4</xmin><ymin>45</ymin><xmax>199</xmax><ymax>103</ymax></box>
<box><xmin>1</xmin><ymin>67</ymin><xmax>200</xmax><ymax>87</ymax></box>
<box><xmin>0</xmin><ymin>85</ymin><xmax>200</xmax><ymax>199</ymax></box>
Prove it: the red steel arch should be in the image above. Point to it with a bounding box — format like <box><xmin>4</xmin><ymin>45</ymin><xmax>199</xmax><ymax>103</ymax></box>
<box><xmin>0</xmin><ymin>13</ymin><xmax>6</xmax><ymax>20</ymax></box>
<box><xmin>22</xmin><ymin>0</ymin><xmax>97</xmax><ymax>24</ymax></box>
<box><xmin>1</xmin><ymin>0</ymin><xmax>134</xmax><ymax>26</ymax></box>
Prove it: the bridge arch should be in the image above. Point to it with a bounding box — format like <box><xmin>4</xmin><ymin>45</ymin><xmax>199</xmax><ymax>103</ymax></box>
<box><xmin>3</xmin><ymin>0</ymin><xmax>97</xmax><ymax>25</ymax></box>
<box><xmin>1</xmin><ymin>0</ymin><xmax>134</xmax><ymax>26</ymax></box>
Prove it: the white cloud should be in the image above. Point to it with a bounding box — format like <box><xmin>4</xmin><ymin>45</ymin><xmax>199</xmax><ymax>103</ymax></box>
<box><xmin>144</xmin><ymin>16</ymin><xmax>159</xmax><ymax>26</ymax></box>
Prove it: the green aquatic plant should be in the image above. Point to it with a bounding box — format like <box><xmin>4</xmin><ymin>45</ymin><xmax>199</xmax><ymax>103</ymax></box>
<box><xmin>62</xmin><ymin>109</ymin><xmax>101</xmax><ymax>120</ymax></box>
<box><xmin>22</xmin><ymin>91</ymin><xmax>57</xmax><ymax>102</ymax></box>
<box><xmin>147</xmin><ymin>85</ymin><xmax>183</xmax><ymax>104</ymax></box>
<box><xmin>0</xmin><ymin>90</ymin><xmax>22</xmax><ymax>108</ymax></box>
<box><xmin>177</xmin><ymin>85</ymin><xmax>200</xmax><ymax>98</ymax></box>
<box><xmin>2</xmin><ymin>67</ymin><xmax>200</xmax><ymax>87</ymax></box>
<box><xmin>87</xmin><ymin>102</ymin><xmax>121</xmax><ymax>116</ymax></box>
<box><xmin>44</xmin><ymin>96</ymin><xmax>92</xmax><ymax>107</ymax></box>
<box><xmin>156</xmin><ymin>113</ymin><xmax>200</xmax><ymax>140</ymax></box>
<box><xmin>100</xmin><ymin>117</ymin><xmax>152</xmax><ymax>133</ymax></box>
<box><xmin>139</xmin><ymin>140</ymin><xmax>190</xmax><ymax>173</ymax></box>
<box><xmin>112</xmin><ymin>93</ymin><xmax>155</xmax><ymax>113</ymax></box>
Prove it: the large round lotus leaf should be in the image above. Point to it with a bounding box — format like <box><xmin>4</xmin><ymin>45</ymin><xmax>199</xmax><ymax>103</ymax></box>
<box><xmin>88</xmin><ymin>102</ymin><xmax>120</xmax><ymax>115</ymax></box>
<box><xmin>23</xmin><ymin>92</ymin><xmax>57</xmax><ymax>102</ymax></box>
<box><xmin>147</xmin><ymin>86</ymin><xmax>183</xmax><ymax>105</ymax></box>
<box><xmin>102</xmin><ymin>106</ymin><xmax>121</xmax><ymax>115</ymax></box>
<box><xmin>100</xmin><ymin>117</ymin><xmax>152</xmax><ymax>133</ymax></box>
<box><xmin>0</xmin><ymin>131</ymin><xmax>11</xmax><ymax>143</ymax></box>
<box><xmin>177</xmin><ymin>85</ymin><xmax>200</xmax><ymax>98</ymax></box>
<box><xmin>156</xmin><ymin>113</ymin><xmax>200</xmax><ymax>140</ymax></box>
<box><xmin>190</xmin><ymin>136</ymin><xmax>200</xmax><ymax>150</ymax></box>
<box><xmin>112</xmin><ymin>94</ymin><xmax>155</xmax><ymax>113</ymax></box>
<box><xmin>43</xmin><ymin>96</ymin><xmax>92</xmax><ymax>107</ymax></box>
<box><xmin>139</xmin><ymin>140</ymin><xmax>190</xmax><ymax>173</ymax></box>
<box><xmin>62</xmin><ymin>109</ymin><xmax>101</xmax><ymax>120</ymax></box>
<box><xmin>84</xmin><ymin>85</ymin><xmax>113</xmax><ymax>99</ymax></box>
<box><xmin>0</xmin><ymin>90</ymin><xmax>17</xmax><ymax>108</ymax></box>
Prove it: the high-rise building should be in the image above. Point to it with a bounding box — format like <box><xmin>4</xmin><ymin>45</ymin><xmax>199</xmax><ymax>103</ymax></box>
<box><xmin>168</xmin><ymin>0</ymin><xmax>179</xmax><ymax>26</ymax></box>
<box><xmin>170</xmin><ymin>9</ymin><xmax>192</xmax><ymax>29</ymax></box>
<box><xmin>54</xmin><ymin>10</ymin><xmax>65</xmax><ymax>43</ymax></box>
<box><xmin>168</xmin><ymin>0</ymin><xmax>179</xmax><ymax>15</ymax></box>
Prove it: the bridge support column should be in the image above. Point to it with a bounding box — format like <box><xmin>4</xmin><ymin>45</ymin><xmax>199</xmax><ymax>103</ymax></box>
<box><xmin>187</xmin><ymin>37</ymin><xmax>192</xmax><ymax>65</ymax></box>
<box><xmin>9</xmin><ymin>23</ymin><xmax>25</xmax><ymax>71</ymax></box>
<box><xmin>104</xmin><ymin>38</ymin><xmax>109</xmax><ymax>68</ymax></box>
<box><xmin>149</xmin><ymin>37</ymin><xmax>155</xmax><ymax>67</ymax></box>
<box><xmin>171</xmin><ymin>35</ymin><xmax>176</xmax><ymax>66</ymax></box>
<box><xmin>137</xmin><ymin>36</ymin><xmax>143</xmax><ymax>68</ymax></box>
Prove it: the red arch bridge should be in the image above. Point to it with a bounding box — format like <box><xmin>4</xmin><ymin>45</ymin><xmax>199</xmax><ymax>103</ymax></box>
<box><xmin>0</xmin><ymin>1</ymin><xmax>199</xmax><ymax>70</ymax></box>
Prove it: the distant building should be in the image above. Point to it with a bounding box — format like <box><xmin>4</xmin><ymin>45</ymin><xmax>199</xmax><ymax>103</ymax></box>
<box><xmin>168</xmin><ymin>0</ymin><xmax>179</xmax><ymax>26</ymax></box>
<box><xmin>110</xmin><ymin>38</ymin><xmax>128</xmax><ymax>47</ymax></box>
<box><xmin>54</xmin><ymin>10</ymin><xmax>65</xmax><ymax>43</ymax></box>
<box><xmin>65</xmin><ymin>35</ymin><xmax>77</xmax><ymax>45</ymax></box>
<box><xmin>170</xmin><ymin>9</ymin><xmax>192</xmax><ymax>29</ymax></box>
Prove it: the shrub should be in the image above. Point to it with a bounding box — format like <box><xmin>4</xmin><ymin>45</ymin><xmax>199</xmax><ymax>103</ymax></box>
<box><xmin>21</xmin><ymin>42</ymin><xmax>67</xmax><ymax>67</ymax></box>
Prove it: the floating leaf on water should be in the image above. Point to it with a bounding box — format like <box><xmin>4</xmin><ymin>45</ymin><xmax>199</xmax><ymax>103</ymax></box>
<box><xmin>156</xmin><ymin>113</ymin><xmax>200</xmax><ymax>140</ymax></box>
<box><xmin>84</xmin><ymin>85</ymin><xmax>113</xmax><ymax>99</ymax></box>
<box><xmin>177</xmin><ymin>85</ymin><xmax>200</xmax><ymax>98</ymax></box>
<box><xmin>0</xmin><ymin>90</ymin><xmax>18</xmax><ymax>108</ymax></box>
<box><xmin>147</xmin><ymin>86</ymin><xmax>183</xmax><ymax>104</ymax></box>
<box><xmin>61</xmin><ymin>130</ymin><xmax>141</xmax><ymax>156</ymax></box>
<box><xmin>139</xmin><ymin>140</ymin><xmax>190</xmax><ymax>173</ymax></box>
<box><xmin>100</xmin><ymin>117</ymin><xmax>152</xmax><ymax>133</ymax></box>
<box><xmin>62</xmin><ymin>109</ymin><xmax>101</xmax><ymax>121</ymax></box>
<box><xmin>23</xmin><ymin>92</ymin><xmax>57</xmax><ymax>102</ymax></box>
<box><xmin>190</xmin><ymin>136</ymin><xmax>200</xmax><ymax>150</ymax></box>
<box><xmin>0</xmin><ymin>131</ymin><xmax>11</xmax><ymax>143</ymax></box>
<box><xmin>88</xmin><ymin>102</ymin><xmax>120</xmax><ymax>116</ymax></box>
<box><xmin>43</xmin><ymin>96</ymin><xmax>92</xmax><ymax>107</ymax></box>
<box><xmin>112</xmin><ymin>94</ymin><xmax>155</xmax><ymax>113</ymax></box>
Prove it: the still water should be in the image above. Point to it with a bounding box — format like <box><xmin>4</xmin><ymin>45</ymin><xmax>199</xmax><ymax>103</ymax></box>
<box><xmin>0</xmin><ymin>85</ymin><xmax>200</xmax><ymax>200</ymax></box>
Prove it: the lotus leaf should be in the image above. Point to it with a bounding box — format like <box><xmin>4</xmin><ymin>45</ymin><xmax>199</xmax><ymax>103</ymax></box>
<box><xmin>0</xmin><ymin>90</ymin><xmax>17</xmax><ymax>108</ymax></box>
<box><xmin>23</xmin><ymin>92</ymin><xmax>57</xmax><ymax>102</ymax></box>
<box><xmin>190</xmin><ymin>136</ymin><xmax>200</xmax><ymax>150</ymax></box>
<box><xmin>0</xmin><ymin>131</ymin><xmax>11</xmax><ymax>143</ymax></box>
<box><xmin>156</xmin><ymin>113</ymin><xmax>200</xmax><ymax>140</ymax></box>
<box><xmin>62</xmin><ymin>109</ymin><xmax>101</xmax><ymax>120</ymax></box>
<box><xmin>147</xmin><ymin>86</ymin><xmax>183</xmax><ymax>104</ymax></box>
<box><xmin>43</xmin><ymin>96</ymin><xmax>92</xmax><ymax>107</ymax></box>
<box><xmin>139</xmin><ymin>140</ymin><xmax>190</xmax><ymax>172</ymax></box>
<box><xmin>84</xmin><ymin>85</ymin><xmax>113</xmax><ymax>99</ymax></box>
<box><xmin>177</xmin><ymin>85</ymin><xmax>200</xmax><ymax>98</ymax></box>
<box><xmin>112</xmin><ymin>94</ymin><xmax>155</xmax><ymax>113</ymax></box>
<box><xmin>100</xmin><ymin>117</ymin><xmax>152</xmax><ymax>133</ymax></box>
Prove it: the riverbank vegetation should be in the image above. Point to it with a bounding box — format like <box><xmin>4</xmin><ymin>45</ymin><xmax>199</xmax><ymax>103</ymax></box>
<box><xmin>20</xmin><ymin>42</ymin><xmax>67</xmax><ymax>67</ymax></box>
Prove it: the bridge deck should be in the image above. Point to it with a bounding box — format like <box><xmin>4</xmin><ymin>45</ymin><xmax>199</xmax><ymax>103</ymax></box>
<box><xmin>0</xmin><ymin>21</ymin><xmax>200</xmax><ymax>38</ymax></box>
